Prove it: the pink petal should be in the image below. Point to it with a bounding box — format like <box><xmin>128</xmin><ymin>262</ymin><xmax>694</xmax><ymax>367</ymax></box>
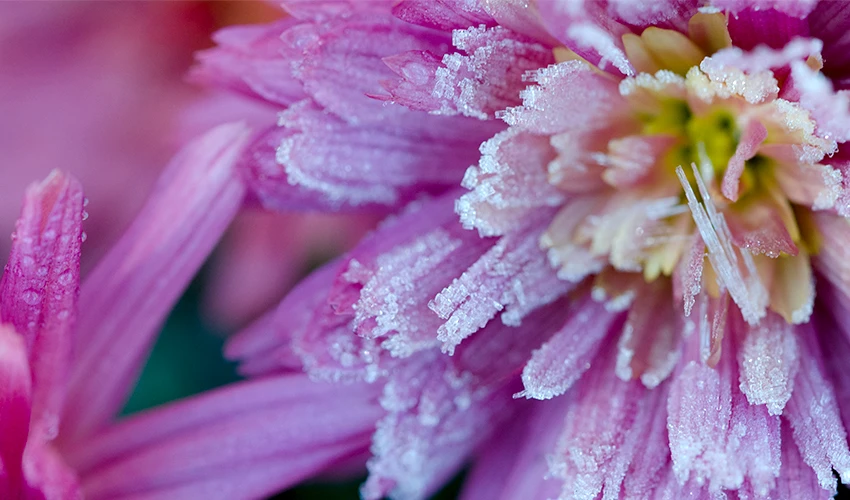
<box><xmin>60</xmin><ymin>123</ymin><xmax>250</xmax><ymax>443</ymax></box>
<box><xmin>711</xmin><ymin>0</ymin><xmax>817</xmax><ymax>18</ymax></box>
<box><xmin>22</xmin><ymin>443</ymin><xmax>81</xmax><ymax>500</ymax></box>
<box><xmin>459</xmin><ymin>398</ymin><xmax>565</xmax><ymax>500</ymax></box>
<box><xmin>722</xmin><ymin>119</ymin><xmax>768</xmax><ymax>201</ymax></box>
<box><xmin>430</xmin><ymin>211</ymin><xmax>573</xmax><ymax>353</ymax></box>
<box><xmin>362</xmin><ymin>352</ymin><xmax>513</xmax><ymax>500</ymax></box>
<box><xmin>480</xmin><ymin>0</ymin><xmax>560</xmax><ymax>46</ymax></box>
<box><xmin>784</xmin><ymin>322</ymin><xmax>850</xmax><ymax>488</ymax></box>
<box><xmin>69</xmin><ymin>375</ymin><xmax>382</xmax><ymax>500</ymax></box>
<box><xmin>809</xmin><ymin>1</ymin><xmax>850</xmax><ymax>89</ymax></box>
<box><xmin>789</xmin><ymin>59</ymin><xmax>850</xmax><ymax>143</ymax></box>
<box><xmin>0</xmin><ymin>324</ymin><xmax>32</xmax><ymax>497</ymax></box>
<box><xmin>811</xmin><ymin>212</ymin><xmax>850</xmax><ymax>302</ymax></box>
<box><xmin>500</xmin><ymin>60</ymin><xmax>629</xmax><ymax>135</ymax></box>
<box><xmin>737</xmin><ymin>312</ymin><xmax>799</xmax><ymax>415</ymax></box>
<box><xmin>254</xmin><ymin>98</ymin><xmax>500</xmax><ymax>210</ymax></box>
<box><xmin>723</xmin><ymin>4</ymin><xmax>812</xmax><ymax>51</ymax></box>
<box><xmin>189</xmin><ymin>20</ymin><xmax>306</xmax><ymax>107</ymax></box>
<box><xmin>667</xmin><ymin>329</ymin><xmax>781</xmax><ymax>495</ymax></box>
<box><xmin>518</xmin><ymin>295</ymin><xmax>623</xmax><ymax>400</ymax></box>
<box><xmin>815</xmin><ymin>301</ymin><xmax>850</xmax><ymax>446</ymax></box>
<box><xmin>0</xmin><ymin>170</ymin><xmax>82</xmax><ymax>442</ymax></box>
<box><xmin>392</xmin><ymin>0</ymin><xmax>496</xmax><ymax>32</ymax></box>
<box><xmin>773</xmin><ymin>420</ymin><xmax>834</xmax><ymax>499</ymax></box>
<box><xmin>549</xmin><ymin>345</ymin><xmax>671</xmax><ymax>500</ymax></box>
<box><xmin>456</xmin><ymin>129</ymin><xmax>565</xmax><ymax>237</ymax></box>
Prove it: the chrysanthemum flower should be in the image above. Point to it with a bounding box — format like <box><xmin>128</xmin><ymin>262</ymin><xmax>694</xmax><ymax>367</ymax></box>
<box><xmin>191</xmin><ymin>0</ymin><xmax>850</xmax><ymax>498</ymax></box>
<box><xmin>0</xmin><ymin>125</ymin><xmax>383</xmax><ymax>499</ymax></box>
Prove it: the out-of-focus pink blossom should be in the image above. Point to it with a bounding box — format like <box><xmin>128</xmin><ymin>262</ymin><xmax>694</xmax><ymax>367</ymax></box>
<box><xmin>185</xmin><ymin>1</ymin><xmax>850</xmax><ymax>498</ymax></box>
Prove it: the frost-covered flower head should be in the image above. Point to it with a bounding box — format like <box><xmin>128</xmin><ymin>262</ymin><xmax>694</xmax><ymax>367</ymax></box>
<box><xmin>195</xmin><ymin>0</ymin><xmax>850</xmax><ymax>498</ymax></box>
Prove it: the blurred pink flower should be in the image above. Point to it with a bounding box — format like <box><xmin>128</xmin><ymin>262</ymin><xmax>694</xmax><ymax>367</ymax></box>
<box><xmin>0</xmin><ymin>124</ymin><xmax>383</xmax><ymax>499</ymax></box>
<box><xmin>184</xmin><ymin>0</ymin><xmax>850</xmax><ymax>498</ymax></box>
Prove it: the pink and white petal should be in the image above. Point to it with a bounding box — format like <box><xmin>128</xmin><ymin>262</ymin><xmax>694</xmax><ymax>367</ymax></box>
<box><xmin>481</xmin><ymin>0</ymin><xmax>560</xmax><ymax>46</ymax></box>
<box><xmin>362</xmin><ymin>352</ymin><xmax>514</xmax><ymax>500</ymax></box>
<box><xmin>0</xmin><ymin>324</ymin><xmax>32</xmax><ymax>497</ymax></box>
<box><xmin>189</xmin><ymin>20</ymin><xmax>305</xmax><ymax>107</ymax></box>
<box><xmin>789</xmin><ymin>60</ymin><xmax>850</xmax><ymax>143</ymax></box>
<box><xmin>60</xmin><ymin>124</ymin><xmax>250</xmax><ymax>443</ymax></box>
<box><xmin>667</xmin><ymin>330</ymin><xmax>781</xmax><ymax>495</ymax></box>
<box><xmin>382</xmin><ymin>26</ymin><xmax>554</xmax><ymax>119</ymax></box>
<box><xmin>722</xmin><ymin>119</ymin><xmax>767</xmax><ymax>201</ymax></box>
<box><xmin>616</xmin><ymin>281</ymin><xmax>681</xmax><ymax>389</ymax></box>
<box><xmin>772</xmin><ymin>420</ymin><xmax>834</xmax><ymax>499</ymax></box>
<box><xmin>711</xmin><ymin>0</ymin><xmax>817</xmax><ymax>19</ymax></box>
<box><xmin>431</xmin><ymin>211</ymin><xmax>573</xmax><ymax>353</ymax></box>
<box><xmin>459</xmin><ymin>398</ymin><xmax>566</xmax><ymax>500</ymax></box>
<box><xmin>286</xmin><ymin>12</ymin><xmax>449</xmax><ymax>123</ymax></box>
<box><xmin>773</xmin><ymin>162</ymin><xmax>843</xmax><ymax>213</ymax></box>
<box><xmin>0</xmin><ymin>171</ymin><xmax>82</xmax><ymax>442</ymax></box>
<box><xmin>68</xmin><ymin>375</ymin><xmax>382</xmax><ymax>500</ymax></box>
<box><xmin>808</xmin><ymin>1</ymin><xmax>850</xmax><ymax>89</ymax></box>
<box><xmin>457</xmin><ymin>129</ymin><xmax>565</xmax><ymax>237</ymax></box>
<box><xmin>500</xmin><ymin>60</ymin><xmax>629</xmax><ymax>135</ymax></box>
<box><xmin>815</xmin><ymin>300</ymin><xmax>850</xmax><ymax>442</ymax></box>
<box><xmin>550</xmin><ymin>345</ymin><xmax>671</xmax><ymax>500</ymax></box>
<box><xmin>518</xmin><ymin>295</ymin><xmax>623</xmax><ymax>400</ymax></box>
<box><xmin>783</xmin><ymin>322</ymin><xmax>850</xmax><ymax>488</ymax></box>
<box><xmin>811</xmin><ymin>213</ymin><xmax>850</xmax><ymax>303</ymax></box>
<box><xmin>736</xmin><ymin>312</ymin><xmax>798</xmax><ymax>416</ymax></box>
<box><xmin>392</xmin><ymin>0</ymin><xmax>496</xmax><ymax>32</ymax></box>
<box><xmin>260</xmin><ymin>99</ymin><xmax>500</xmax><ymax>210</ymax></box>
<box><xmin>536</xmin><ymin>1</ymin><xmax>634</xmax><ymax>76</ymax></box>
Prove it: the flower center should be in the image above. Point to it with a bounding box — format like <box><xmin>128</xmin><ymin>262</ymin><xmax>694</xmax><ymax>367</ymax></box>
<box><xmin>542</xmin><ymin>12</ymin><xmax>834</xmax><ymax>328</ymax></box>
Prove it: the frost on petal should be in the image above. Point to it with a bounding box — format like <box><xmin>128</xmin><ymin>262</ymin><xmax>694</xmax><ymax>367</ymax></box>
<box><xmin>771</xmin><ymin>420</ymin><xmax>834</xmax><ymax>499</ymax></box>
<box><xmin>518</xmin><ymin>295</ymin><xmax>623</xmax><ymax>400</ymax></box>
<box><xmin>0</xmin><ymin>170</ymin><xmax>82</xmax><ymax>443</ymax></box>
<box><xmin>550</xmin><ymin>346</ymin><xmax>671</xmax><ymax>500</ymax></box>
<box><xmin>459</xmin><ymin>398</ymin><xmax>565</xmax><ymax>500</ymax></box>
<box><xmin>0</xmin><ymin>324</ymin><xmax>33</xmax><ymax>496</ymax></box>
<box><xmin>392</xmin><ymin>0</ymin><xmax>496</xmax><ymax>32</ymax></box>
<box><xmin>347</xmin><ymin>224</ymin><xmax>491</xmax><ymax>357</ymax></box>
<box><xmin>815</xmin><ymin>302</ymin><xmax>850</xmax><ymax>448</ymax></box>
<box><xmin>737</xmin><ymin>312</ymin><xmax>798</xmax><ymax>416</ymax></box>
<box><xmin>784</xmin><ymin>323</ymin><xmax>850</xmax><ymax>488</ymax></box>
<box><xmin>789</xmin><ymin>60</ymin><xmax>850</xmax><ymax>143</ymax></box>
<box><xmin>616</xmin><ymin>280</ymin><xmax>681</xmax><ymax>389</ymax></box>
<box><xmin>362</xmin><ymin>352</ymin><xmax>513</xmax><ymax>500</ymax></box>
<box><xmin>457</xmin><ymin>129</ymin><xmax>565</xmax><ymax>237</ymax></box>
<box><xmin>271</xmin><ymin>99</ymin><xmax>500</xmax><ymax>210</ymax></box>
<box><xmin>385</xmin><ymin>26</ymin><xmax>553</xmax><ymax>120</ymax></box>
<box><xmin>481</xmin><ymin>0</ymin><xmax>559</xmax><ymax>46</ymax></box>
<box><xmin>190</xmin><ymin>20</ymin><xmax>306</xmax><ymax>107</ymax></box>
<box><xmin>500</xmin><ymin>60</ymin><xmax>629</xmax><ymax>136</ymax></box>
<box><xmin>61</xmin><ymin>124</ymin><xmax>250</xmax><ymax>443</ymax></box>
<box><xmin>667</xmin><ymin>330</ymin><xmax>781</xmax><ymax>496</ymax></box>
<box><xmin>431</xmin><ymin>211</ymin><xmax>573</xmax><ymax>354</ymax></box>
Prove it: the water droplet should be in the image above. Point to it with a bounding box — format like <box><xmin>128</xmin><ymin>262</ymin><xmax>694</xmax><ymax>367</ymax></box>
<box><xmin>21</xmin><ymin>255</ymin><xmax>35</xmax><ymax>267</ymax></box>
<box><xmin>21</xmin><ymin>289</ymin><xmax>41</xmax><ymax>306</ymax></box>
<box><xmin>43</xmin><ymin>229</ymin><xmax>57</xmax><ymax>240</ymax></box>
<box><xmin>80</xmin><ymin>232</ymin><xmax>87</xmax><ymax>243</ymax></box>
<box><xmin>83</xmin><ymin>197</ymin><xmax>90</xmax><ymax>207</ymax></box>
<box><xmin>36</xmin><ymin>266</ymin><xmax>48</xmax><ymax>277</ymax></box>
<box><xmin>57</xmin><ymin>271</ymin><xmax>74</xmax><ymax>286</ymax></box>
<box><xmin>57</xmin><ymin>310</ymin><xmax>70</xmax><ymax>320</ymax></box>
<box><xmin>82</xmin><ymin>211</ymin><xmax>89</xmax><ymax>221</ymax></box>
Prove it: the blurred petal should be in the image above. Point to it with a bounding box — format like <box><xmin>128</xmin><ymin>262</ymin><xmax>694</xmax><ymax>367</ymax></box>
<box><xmin>0</xmin><ymin>171</ymin><xmax>82</xmax><ymax>441</ymax></box>
<box><xmin>68</xmin><ymin>375</ymin><xmax>382</xmax><ymax>500</ymax></box>
<box><xmin>60</xmin><ymin>123</ymin><xmax>250</xmax><ymax>442</ymax></box>
<box><xmin>0</xmin><ymin>324</ymin><xmax>32</xmax><ymax>496</ymax></box>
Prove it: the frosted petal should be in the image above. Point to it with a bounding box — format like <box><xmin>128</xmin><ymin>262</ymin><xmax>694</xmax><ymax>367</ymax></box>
<box><xmin>737</xmin><ymin>313</ymin><xmax>799</xmax><ymax>415</ymax></box>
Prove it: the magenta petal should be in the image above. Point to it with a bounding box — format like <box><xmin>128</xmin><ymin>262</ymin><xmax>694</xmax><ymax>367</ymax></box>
<box><xmin>722</xmin><ymin>119</ymin><xmax>767</xmax><ymax>202</ymax></box>
<box><xmin>22</xmin><ymin>443</ymin><xmax>81</xmax><ymax>500</ymax></box>
<box><xmin>773</xmin><ymin>420</ymin><xmax>834</xmax><ymax>499</ymax></box>
<box><xmin>0</xmin><ymin>324</ymin><xmax>32</xmax><ymax>496</ymax></box>
<box><xmin>809</xmin><ymin>1</ymin><xmax>850</xmax><ymax>89</ymax></box>
<box><xmin>392</xmin><ymin>0</ymin><xmax>496</xmax><ymax>32</ymax></box>
<box><xmin>190</xmin><ymin>20</ymin><xmax>306</xmax><ymax>107</ymax></box>
<box><xmin>459</xmin><ymin>398</ymin><xmax>565</xmax><ymax>500</ymax></box>
<box><xmin>784</xmin><ymin>322</ymin><xmax>850</xmax><ymax>488</ymax></box>
<box><xmin>0</xmin><ymin>170</ymin><xmax>83</xmax><ymax>442</ymax></box>
<box><xmin>68</xmin><ymin>375</ymin><xmax>381</xmax><ymax>500</ymax></box>
<box><xmin>724</xmin><ymin>5</ymin><xmax>811</xmax><ymax>51</ymax></box>
<box><xmin>60</xmin><ymin>123</ymin><xmax>250</xmax><ymax>442</ymax></box>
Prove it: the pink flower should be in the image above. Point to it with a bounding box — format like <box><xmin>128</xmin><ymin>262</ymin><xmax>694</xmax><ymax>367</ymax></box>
<box><xmin>0</xmin><ymin>124</ymin><xmax>383</xmax><ymax>499</ymax></box>
<box><xmin>188</xmin><ymin>0</ymin><xmax>850</xmax><ymax>498</ymax></box>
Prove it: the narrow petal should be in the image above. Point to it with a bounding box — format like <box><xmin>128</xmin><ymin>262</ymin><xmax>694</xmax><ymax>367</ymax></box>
<box><xmin>392</xmin><ymin>0</ymin><xmax>496</xmax><ymax>32</ymax></box>
<box><xmin>737</xmin><ymin>312</ymin><xmax>799</xmax><ymax>415</ymax></box>
<box><xmin>60</xmin><ymin>123</ymin><xmax>250</xmax><ymax>442</ymax></box>
<box><xmin>773</xmin><ymin>420</ymin><xmax>833</xmax><ymax>499</ymax></box>
<box><xmin>0</xmin><ymin>324</ymin><xmax>32</xmax><ymax>496</ymax></box>
<box><xmin>721</xmin><ymin>119</ymin><xmax>767</xmax><ymax>202</ymax></box>
<box><xmin>808</xmin><ymin>1</ymin><xmax>850</xmax><ymax>89</ymax></box>
<box><xmin>459</xmin><ymin>399</ymin><xmax>565</xmax><ymax>500</ymax></box>
<box><xmin>0</xmin><ymin>170</ymin><xmax>83</xmax><ymax>441</ymax></box>
<box><xmin>784</xmin><ymin>323</ymin><xmax>850</xmax><ymax>488</ymax></box>
<box><xmin>68</xmin><ymin>375</ymin><xmax>382</xmax><ymax>500</ymax></box>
